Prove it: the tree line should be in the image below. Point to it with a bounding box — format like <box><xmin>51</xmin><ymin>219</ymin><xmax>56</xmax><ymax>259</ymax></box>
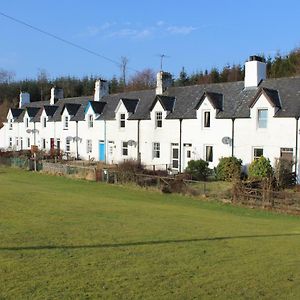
<box><xmin>1</xmin><ymin>48</ymin><xmax>300</xmax><ymax>127</ymax></box>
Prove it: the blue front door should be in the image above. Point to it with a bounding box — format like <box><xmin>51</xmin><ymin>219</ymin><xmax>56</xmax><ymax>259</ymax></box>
<box><xmin>99</xmin><ymin>142</ymin><xmax>105</xmax><ymax>161</ymax></box>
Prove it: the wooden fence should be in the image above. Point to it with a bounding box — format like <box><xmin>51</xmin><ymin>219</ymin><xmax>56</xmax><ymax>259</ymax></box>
<box><xmin>233</xmin><ymin>183</ymin><xmax>300</xmax><ymax>213</ymax></box>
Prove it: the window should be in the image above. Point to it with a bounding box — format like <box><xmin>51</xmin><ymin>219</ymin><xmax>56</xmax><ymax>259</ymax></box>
<box><xmin>258</xmin><ymin>109</ymin><xmax>268</xmax><ymax>128</ymax></box>
<box><xmin>9</xmin><ymin>137</ymin><xmax>12</xmax><ymax>147</ymax></box>
<box><xmin>64</xmin><ymin>116</ymin><xmax>69</xmax><ymax>129</ymax></box>
<box><xmin>187</xmin><ymin>150</ymin><xmax>191</xmax><ymax>158</ymax></box>
<box><xmin>205</xmin><ymin>146</ymin><xmax>213</xmax><ymax>162</ymax></box>
<box><xmin>56</xmin><ymin>139</ymin><xmax>61</xmax><ymax>151</ymax></box>
<box><xmin>153</xmin><ymin>142</ymin><xmax>160</xmax><ymax>158</ymax></box>
<box><xmin>42</xmin><ymin>138</ymin><xmax>46</xmax><ymax>150</ymax></box>
<box><xmin>122</xmin><ymin>141</ymin><xmax>128</xmax><ymax>156</ymax></box>
<box><xmin>120</xmin><ymin>113</ymin><xmax>126</xmax><ymax>128</ymax></box>
<box><xmin>25</xmin><ymin>118</ymin><xmax>29</xmax><ymax>128</ymax></box>
<box><xmin>155</xmin><ymin>112</ymin><xmax>162</xmax><ymax>128</ymax></box>
<box><xmin>204</xmin><ymin>111</ymin><xmax>211</xmax><ymax>128</ymax></box>
<box><xmin>86</xmin><ymin>139</ymin><xmax>92</xmax><ymax>153</ymax></box>
<box><xmin>9</xmin><ymin>119</ymin><xmax>13</xmax><ymax>130</ymax></box>
<box><xmin>27</xmin><ymin>138</ymin><xmax>30</xmax><ymax>148</ymax></box>
<box><xmin>280</xmin><ymin>148</ymin><xmax>293</xmax><ymax>161</ymax></box>
<box><xmin>15</xmin><ymin>137</ymin><xmax>18</xmax><ymax>147</ymax></box>
<box><xmin>88</xmin><ymin>115</ymin><xmax>93</xmax><ymax>128</ymax></box>
<box><xmin>253</xmin><ymin>148</ymin><xmax>263</xmax><ymax>160</ymax></box>
<box><xmin>20</xmin><ymin>138</ymin><xmax>23</xmax><ymax>150</ymax></box>
<box><xmin>65</xmin><ymin>138</ymin><xmax>71</xmax><ymax>152</ymax></box>
<box><xmin>43</xmin><ymin>117</ymin><xmax>47</xmax><ymax>128</ymax></box>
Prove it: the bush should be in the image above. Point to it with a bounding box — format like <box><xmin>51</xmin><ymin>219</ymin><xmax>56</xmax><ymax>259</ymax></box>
<box><xmin>248</xmin><ymin>156</ymin><xmax>273</xmax><ymax>180</ymax></box>
<box><xmin>185</xmin><ymin>159</ymin><xmax>209</xmax><ymax>181</ymax></box>
<box><xmin>216</xmin><ymin>156</ymin><xmax>242</xmax><ymax>181</ymax></box>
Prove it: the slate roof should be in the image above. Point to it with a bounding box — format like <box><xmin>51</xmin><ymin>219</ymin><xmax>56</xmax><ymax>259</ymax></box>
<box><xmin>120</xmin><ymin>98</ymin><xmax>139</xmax><ymax>114</ymax></box>
<box><xmin>14</xmin><ymin>75</ymin><xmax>300</xmax><ymax>123</ymax></box>
<box><xmin>10</xmin><ymin>108</ymin><xmax>23</xmax><ymax>119</ymax></box>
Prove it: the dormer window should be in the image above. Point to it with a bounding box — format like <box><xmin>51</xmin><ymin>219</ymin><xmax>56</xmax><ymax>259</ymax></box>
<box><xmin>43</xmin><ymin>117</ymin><xmax>47</xmax><ymax>128</ymax></box>
<box><xmin>25</xmin><ymin>118</ymin><xmax>29</xmax><ymax>128</ymax></box>
<box><xmin>204</xmin><ymin>111</ymin><xmax>211</xmax><ymax>128</ymax></box>
<box><xmin>155</xmin><ymin>112</ymin><xmax>162</xmax><ymax>128</ymax></box>
<box><xmin>88</xmin><ymin>115</ymin><xmax>93</xmax><ymax>128</ymax></box>
<box><xmin>64</xmin><ymin>116</ymin><xmax>69</xmax><ymax>129</ymax></box>
<box><xmin>258</xmin><ymin>109</ymin><xmax>268</xmax><ymax>128</ymax></box>
<box><xmin>120</xmin><ymin>113</ymin><xmax>126</xmax><ymax>128</ymax></box>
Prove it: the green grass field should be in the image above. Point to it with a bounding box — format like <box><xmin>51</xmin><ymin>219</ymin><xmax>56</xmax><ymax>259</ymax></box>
<box><xmin>1</xmin><ymin>167</ymin><xmax>300</xmax><ymax>299</ymax></box>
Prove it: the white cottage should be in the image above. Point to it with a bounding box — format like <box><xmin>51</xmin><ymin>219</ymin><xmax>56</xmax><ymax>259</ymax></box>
<box><xmin>1</xmin><ymin>56</ymin><xmax>300</xmax><ymax>177</ymax></box>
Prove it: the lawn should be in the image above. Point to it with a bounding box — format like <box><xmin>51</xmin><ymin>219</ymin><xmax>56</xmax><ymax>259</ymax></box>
<box><xmin>1</xmin><ymin>167</ymin><xmax>300</xmax><ymax>299</ymax></box>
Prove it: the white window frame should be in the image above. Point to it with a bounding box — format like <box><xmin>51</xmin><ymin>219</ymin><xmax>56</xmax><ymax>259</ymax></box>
<box><xmin>88</xmin><ymin>114</ymin><xmax>94</xmax><ymax>128</ymax></box>
<box><xmin>15</xmin><ymin>137</ymin><xmax>19</xmax><ymax>147</ymax></box>
<box><xmin>205</xmin><ymin>145</ymin><xmax>213</xmax><ymax>162</ymax></box>
<box><xmin>86</xmin><ymin>139</ymin><xmax>92</xmax><ymax>153</ymax></box>
<box><xmin>253</xmin><ymin>147</ymin><xmax>264</xmax><ymax>160</ymax></box>
<box><xmin>155</xmin><ymin>112</ymin><xmax>162</xmax><ymax>128</ymax></box>
<box><xmin>153</xmin><ymin>142</ymin><xmax>160</xmax><ymax>158</ymax></box>
<box><xmin>122</xmin><ymin>141</ymin><xmax>128</xmax><ymax>156</ymax></box>
<box><xmin>9</xmin><ymin>137</ymin><xmax>12</xmax><ymax>148</ymax></box>
<box><xmin>203</xmin><ymin>111</ymin><xmax>211</xmax><ymax>128</ymax></box>
<box><xmin>65</xmin><ymin>138</ymin><xmax>71</xmax><ymax>152</ymax></box>
<box><xmin>257</xmin><ymin>109</ymin><xmax>268</xmax><ymax>129</ymax></box>
<box><xmin>9</xmin><ymin>119</ymin><xmax>13</xmax><ymax>130</ymax></box>
<box><xmin>25</xmin><ymin>118</ymin><xmax>29</xmax><ymax>128</ymax></box>
<box><xmin>64</xmin><ymin>116</ymin><xmax>69</xmax><ymax>129</ymax></box>
<box><xmin>27</xmin><ymin>138</ymin><xmax>30</xmax><ymax>148</ymax></box>
<box><xmin>120</xmin><ymin>113</ymin><xmax>126</xmax><ymax>128</ymax></box>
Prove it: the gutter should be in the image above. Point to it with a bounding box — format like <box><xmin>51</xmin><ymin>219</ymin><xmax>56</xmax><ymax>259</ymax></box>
<box><xmin>296</xmin><ymin>117</ymin><xmax>299</xmax><ymax>176</ymax></box>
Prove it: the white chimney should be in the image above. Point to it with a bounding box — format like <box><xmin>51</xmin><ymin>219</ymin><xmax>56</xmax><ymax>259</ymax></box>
<box><xmin>50</xmin><ymin>87</ymin><xmax>64</xmax><ymax>105</ymax></box>
<box><xmin>94</xmin><ymin>79</ymin><xmax>109</xmax><ymax>102</ymax></box>
<box><xmin>19</xmin><ymin>92</ymin><xmax>30</xmax><ymax>108</ymax></box>
<box><xmin>244</xmin><ymin>55</ymin><xmax>266</xmax><ymax>88</ymax></box>
<box><xmin>156</xmin><ymin>71</ymin><xmax>173</xmax><ymax>95</ymax></box>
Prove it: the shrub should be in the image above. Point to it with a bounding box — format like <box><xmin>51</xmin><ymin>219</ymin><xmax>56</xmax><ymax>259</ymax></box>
<box><xmin>248</xmin><ymin>156</ymin><xmax>273</xmax><ymax>180</ymax></box>
<box><xmin>216</xmin><ymin>156</ymin><xmax>242</xmax><ymax>181</ymax></box>
<box><xmin>185</xmin><ymin>159</ymin><xmax>209</xmax><ymax>181</ymax></box>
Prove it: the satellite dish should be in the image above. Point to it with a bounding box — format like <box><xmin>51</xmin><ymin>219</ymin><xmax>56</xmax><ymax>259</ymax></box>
<box><xmin>222</xmin><ymin>136</ymin><xmax>231</xmax><ymax>145</ymax></box>
<box><xmin>127</xmin><ymin>140</ymin><xmax>136</xmax><ymax>146</ymax></box>
<box><xmin>26</xmin><ymin>129</ymin><xmax>32</xmax><ymax>133</ymax></box>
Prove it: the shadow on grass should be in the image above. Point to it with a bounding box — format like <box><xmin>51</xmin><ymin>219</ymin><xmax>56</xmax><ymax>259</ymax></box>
<box><xmin>1</xmin><ymin>233</ymin><xmax>300</xmax><ymax>251</ymax></box>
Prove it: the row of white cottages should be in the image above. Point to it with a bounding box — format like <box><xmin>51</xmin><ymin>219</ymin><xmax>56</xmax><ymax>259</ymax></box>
<box><xmin>0</xmin><ymin>56</ymin><xmax>300</xmax><ymax>175</ymax></box>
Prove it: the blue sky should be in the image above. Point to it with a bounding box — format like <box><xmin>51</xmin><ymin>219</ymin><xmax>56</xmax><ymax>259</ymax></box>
<box><xmin>1</xmin><ymin>0</ymin><xmax>300</xmax><ymax>81</ymax></box>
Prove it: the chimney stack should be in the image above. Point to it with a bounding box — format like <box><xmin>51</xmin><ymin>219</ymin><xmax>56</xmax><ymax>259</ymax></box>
<box><xmin>244</xmin><ymin>55</ymin><xmax>266</xmax><ymax>88</ymax></box>
<box><xmin>94</xmin><ymin>79</ymin><xmax>109</xmax><ymax>102</ymax></box>
<box><xmin>50</xmin><ymin>87</ymin><xmax>64</xmax><ymax>105</ymax></box>
<box><xmin>156</xmin><ymin>71</ymin><xmax>173</xmax><ymax>95</ymax></box>
<box><xmin>19</xmin><ymin>92</ymin><xmax>30</xmax><ymax>108</ymax></box>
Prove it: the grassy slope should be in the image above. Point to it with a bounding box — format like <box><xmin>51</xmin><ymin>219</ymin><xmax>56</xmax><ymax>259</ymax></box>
<box><xmin>1</xmin><ymin>167</ymin><xmax>300</xmax><ymax>299</ymax></box>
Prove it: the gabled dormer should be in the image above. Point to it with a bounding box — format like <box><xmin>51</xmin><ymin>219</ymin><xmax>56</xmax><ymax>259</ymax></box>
<box><xmin>195</xmin><ymin>92</ymin><xmax>223</xmax><ymax>128</ymax></box>
<box><xmin>61</xmin><ymin>103</ymin><xmax>81</xmax><ymax>130</ymax></box>
<box><xmin>149</xmin><ymin>95</ymin><xmax>176</xmax><ymax>128</ymax></box>
<box><xmin>85</xmin><ymin>101</ymin><xmax>106</xmax><ymax>128</ymax></box>
<box><xmin>115</xmin><ymin>98</ymin><xmax>139</xmax><ymax>129</ymax></box>
<box><xmin>7</xmin><ymin>108</ymin><xmax>23</xmax><ymax>130</ymax></box>
<box><xmin>249</xmin><ymin>87</ymin><xmax>281</xmax><ymax>129</ymax></box>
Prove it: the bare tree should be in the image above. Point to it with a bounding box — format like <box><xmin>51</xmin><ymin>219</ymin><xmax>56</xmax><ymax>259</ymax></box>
<box><xmin>127</xmin><ymin>68</ymin><xmax>156</xmax><ymax>91</ymax></box>
<box><xmin>0</xmin><ymin>69</ymin><xmax>15</xmax><ymax>83</ymax></box>
<box><xmin>120</xmin><ymin>56</ymin><xmax>129</xmax><ymax>86</ymax></box>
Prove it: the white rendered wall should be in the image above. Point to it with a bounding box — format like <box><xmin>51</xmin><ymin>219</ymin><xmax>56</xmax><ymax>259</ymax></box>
<box><xmin>139</xmin><ymin>101</ymin><xmax>179</xmax><ymax>170</ymax></box>
<box><xmin>234</xmin><ymin>94</ymin><xmax>297</xmax><ymax>172</ymax></box>
<box><xmin>77</xmin><ymin>106</ymin><xmax>105</xmax><ymax>161</ymax></box>
<box><xmin>182</xmin><ymin>97</ymin><xmax>232</xmax><ymax>170</ymax></box>
<box><xmin>106</xmin><ymin>101</ymin><xmax>138</xmax><ymax>164</ymax></box>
